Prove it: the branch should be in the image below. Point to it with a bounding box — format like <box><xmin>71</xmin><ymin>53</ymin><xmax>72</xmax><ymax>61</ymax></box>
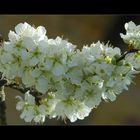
<box><xmin>6</xmin><ymin>83</ymin><xmax>42</xmax><ymax>105</ymax></box>
<box><xmin>116</xmin><ymin>49</ymin><xmax>139</xmax><ymax>63</ymax></box>
<box><xmin>0</xmin><ymin>86</ymin><xmax>7</xmax><ymax>125</ymax></box>
<box><xmin>6</xmin><ymin>83</ymin><xmax>29</xmax><ymax>94</ymax></box>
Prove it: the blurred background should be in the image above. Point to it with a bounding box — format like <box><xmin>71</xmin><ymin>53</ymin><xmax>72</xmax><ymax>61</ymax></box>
<box><xmin>0</xmin><ymin>15</ymin><xmax>140</xmax><ymax>125</ymax></box>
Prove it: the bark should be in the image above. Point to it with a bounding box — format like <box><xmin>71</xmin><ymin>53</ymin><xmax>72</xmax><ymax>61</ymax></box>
<box><xmin>0</xmin><ymin>86</ymin><xmax>7</xmax><ymax>125</ymax></box>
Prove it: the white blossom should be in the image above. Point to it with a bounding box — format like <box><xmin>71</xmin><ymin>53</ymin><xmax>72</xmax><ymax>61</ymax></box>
<box><xmin>0</xmin><ymin>21</ymin><xmax>140</xmax><ymax>124</ymax></box>
<box><xmin>50</xmin><ymin>97</ymin><xmax>92</xmax><ymax>122</ymax></box>
<box><xmin>120</xmin><ymin>21</ymin><xmax>140</xmax><ymax>49</ymax></box>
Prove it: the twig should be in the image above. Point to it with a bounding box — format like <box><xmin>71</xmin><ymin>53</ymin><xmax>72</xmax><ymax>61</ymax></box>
<box><xmin>117</xmin><ymin>49</ymin><xmax>139</xmax><ymax>63</ymax></box>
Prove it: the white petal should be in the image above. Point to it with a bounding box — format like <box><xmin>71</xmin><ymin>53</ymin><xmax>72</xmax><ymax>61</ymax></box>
<box><xmin>22</xmin><ymin>71</ymin><xmax>35</xmax><ymax>87</ymax></box>
<box><xmin>34</xmin><ymin>115</ymin><xmax>45</xmax><ymax>123</ymax></box>
<box><xmin>15</xmin><ymin>96</ymin><xmax>23</xmax><ymax>100</ymax></box>
<box><xmin>68</xmin><ymin>114</ymin><xmax>77</xmax><ymax>122</ymax></box>
<box><xmin>16</xmin><ymin>101</ymin><xmax>24</xmax><ymax>111</ymax></box>
<box><xmin>3</xmin><ymin>42</ymin><xmax>13</xmax><ymax>52</ymax></box>
<box><xmin>21</xmin><ymin>49</ymin><xmax>30</xmax><ymax>60</ymax></box>
<box><xmin>20</xmin><ymin>109</ymin><xmax>27</xmax><ymax>119</ymax></box>
<box><xmin>77</xmin><ymin>105</ymin><xmax>91</xmax><ymax>120</ymax></box>
<box><xmin>38</xmin><ymin>105</ymin><xmax>46</xmax><ymax>114</ymax></box>
<box><xmin>34</xmin><ymin>115</ymin><xmax>41</xmax><ymax>123</ymax></box>
<box><xmin>52</xmin><ymin>63</ymin><xmax>65</xmax><ymax>76</ymax></box>
<box><xmin>36</xmin><ymin>26</ymin><xmax>46</xmax><ymax>36</ymax></box>
<box><xmin>125</xmin><ymin>21</ymin><xmax>136</xmax><ymax>30</ymax></box>
<box><xmin>29</xmin><ymin>57</ymin><xmax>39</xmax><ymax>66</ymax></box>
<box><xmin>44</xmin><ymin>59</ymin><xmax>53</xmax><ymax>70</ymax></box>
<box><xmin>8</xmin><ymin>31</ymin><xmax>20</xmax><ymax>42</ymax></box>
<box><xmin>25</xmin><ymin>91</ymin><xmax>35</xmax><ymax>104</ymax></box>
<box><xmin>22</xmin><ymin>37</ymin><xmax>35</xmax><ymax>51</ymax></box>
<box><xmin>38</xmin><ymin>40</ymin><xmax>48</xmax><ymax>53</ymax></box>
<box><xmin>31</xmin><ymin>68</ymin><xmax>41</xmax><ymax>78</ymax></box>
<box><xmin>36</xmin><ymin>76</ymin><xmax>48</xmax><ymax>94</ymax></box>
<box><xmin>15</xmin><ymin>22</ymin><xmax>29</xmax><ymax>35</ymax></box>
<box><xmin>24</xmin><ymin>107</ymin><xmax>35</xmax><ymax>122</ymax></box>
<box><xmin>1</xmin><ymin>53</ymin><xmax>13</xmax><ymax>64</ymax></box>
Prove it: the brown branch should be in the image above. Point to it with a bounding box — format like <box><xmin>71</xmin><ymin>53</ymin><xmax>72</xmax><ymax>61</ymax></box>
<box><xmin>116</xmin><ymin>49</ymin><xmax>139</xmax><ymax>63</ymax></box>
<box><xmin>0</xmin><ymin>86</ymin><xmax>7</xmax><ymax>125</ymax></box>
<box><xmin>0</xmin><ymin>100</ymin><xmax>7</xmax><ymax>125</ymax></box>
<box><xmin>6</xmin><ymin>83</ymin><xmax>43</xmax><ymax>105</ymax></box>
<box><xmin>6</xmin><ymin>83</ymin><xmax>29</xmax><ymax>94</ymax></box>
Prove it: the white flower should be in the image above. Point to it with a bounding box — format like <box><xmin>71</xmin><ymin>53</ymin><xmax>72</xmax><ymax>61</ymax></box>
<box><xmin>15</xmin><ymin>22</ymin><xmax>31</xmax><ymax>35</ymax></box>
<box><xmin>16</xmin><ymin>91</ymin><xmax>37</xmax><ymax>122</ymax></box>
<box><xmin>50</xmin><ymin>96</ymin><xmax>92</xmax><ymax>122</ymax></box>
<box><xmin>125</xmin><ymin>53</ymin><xmax>140</xmax><ymax>70</ymax></box>
<box><xmin>15</xmin><ymin>22</ymin><xmax>36</xmax><ymax>38</ymax></box>
<box><xmin>89</xmin><ymin>41</ymin><xmax>104</xmax><ymax>59</ymax></box>
<box><xmin>120</xmin><ymin>21</ymin><xmax>140</xmax><ymax>49</ymax></box>
<box><xmin>105</xmin><ymin>47</ymin><xmax>121</xmax><ymax>57</ymax></box>
<box><xmin>16</xmin><ymin>91</ymin><xmax>35</xmax><ymax>106</ymax></box>
<box><xmin>14</xmin><ymin>22</ymin><xmax>47</xmax><ymax>42</ymax></box>
<box><xmin>125</xmin><ymin>21</ymin><xmax>136</xmax><ymax>31</ymax></box>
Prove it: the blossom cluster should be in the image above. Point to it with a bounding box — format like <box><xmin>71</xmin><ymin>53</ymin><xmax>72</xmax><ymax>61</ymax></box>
<box><xmin>0</xmin><ymin>21</ymin><xmax>140</xmax><ymax>124</ymax></box>
<box><xmin>120</xmin><ymin>21</ymin><xmax>140</xmax><ymax>49</ymax></box>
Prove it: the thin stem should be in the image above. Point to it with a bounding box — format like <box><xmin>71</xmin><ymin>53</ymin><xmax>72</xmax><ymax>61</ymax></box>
<box><xmin>117</xmin><ymin>49</ymin><xmax>139</xmax><ymax>63</ymax></box>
